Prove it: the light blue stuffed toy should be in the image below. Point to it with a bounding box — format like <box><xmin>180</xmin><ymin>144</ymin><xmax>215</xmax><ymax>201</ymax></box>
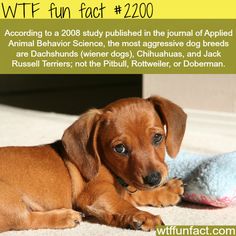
<box><xmin>166</xmin><ymin>151</ymin><xmax>236</xmax><ymax>207</ymax></box>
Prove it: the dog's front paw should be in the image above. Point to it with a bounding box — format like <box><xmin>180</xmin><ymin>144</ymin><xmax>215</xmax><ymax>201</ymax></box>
<box><xmin>53</xmin><ymin>209</ymin><xmax>83</xmax><ymax>229</ymax></box>
<box><xmin>156</xmin><ymin>178</ymin><xmax>184</xmax><ymax>207</ymax></box>
<box><xmin>129</xmin><ymin>211</ymin><xmax>164</xmax><ymax>231</ymax></box>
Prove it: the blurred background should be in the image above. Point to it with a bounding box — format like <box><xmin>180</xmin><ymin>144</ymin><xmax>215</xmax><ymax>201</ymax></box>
<box><xmin>0</xmin><ymin>74</ymin><xmax>236</xmax><ymax>153</ymax></box>
<box><xmin>0</xmin><ymin>75</ymin><xmax>142</xmax><ymax>114</ymax></box>
<box><xmin>143</xmin><ymin>74</ymin><xmax>236</xmax><ymax>113</ymax></box>
<box><xmin>0</xmin><ymin>74</ymin><xmax>235</xmax><ymax>114</ymax></box>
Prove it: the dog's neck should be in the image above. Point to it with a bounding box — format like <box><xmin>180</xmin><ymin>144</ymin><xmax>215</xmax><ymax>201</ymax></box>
<box><xmin>116</xmin><ymin>176</ymin><xmax>128</xmax><ymax>188</ymax></box>
<box><xmin>115</xmin><ymin>176</ymin><xmax>137</xmax><ymax>194</ymax></box>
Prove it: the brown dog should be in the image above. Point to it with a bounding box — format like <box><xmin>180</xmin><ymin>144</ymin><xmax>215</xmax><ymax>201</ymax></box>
<box><xmin>0</xmin><ymin>96</ymin><xmax>187</xmax><ymax>232</ymax></box>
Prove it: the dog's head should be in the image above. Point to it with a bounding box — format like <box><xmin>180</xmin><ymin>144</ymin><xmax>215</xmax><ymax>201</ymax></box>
<box><xmin>62</xmin><ymin>96</ymin><xmax>187</xmax><ymax>190</ymax></box>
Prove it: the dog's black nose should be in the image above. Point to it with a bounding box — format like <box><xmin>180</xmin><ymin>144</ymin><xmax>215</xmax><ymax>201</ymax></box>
<box><xmin>143</xmin><ymin>172</ymin><xmax>162</xmax><ymax>187</ymax></box>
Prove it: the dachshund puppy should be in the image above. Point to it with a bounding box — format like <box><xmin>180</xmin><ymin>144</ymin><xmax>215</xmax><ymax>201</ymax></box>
<box><xmin>0</xmin><ymin>96</ymin><xmax>187</xmax><ymax>232</ymax></box>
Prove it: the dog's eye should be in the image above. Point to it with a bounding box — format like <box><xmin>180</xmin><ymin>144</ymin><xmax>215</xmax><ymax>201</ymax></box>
<box><xmin>153</xmin><ymin>133</ymin><xmax>163</xmax><ymax>145</ymax></box>
<box><xmin>113</xmin><ymin>144</ymin><xmax>128</xmax><ymax>156</ymax></box>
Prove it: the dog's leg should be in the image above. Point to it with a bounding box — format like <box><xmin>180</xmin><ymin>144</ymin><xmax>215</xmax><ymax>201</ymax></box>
<box><xmin>77</xmin><ymin>182</ymin><xmax>163</xmax><ymax>231</ymax></box>
<box><xmin>126</xmin><ymin>178</ymin><xmax>184</xmax><ymax>207</ymax></box>
<box><xmin>0</xmin><ymin>181</ymin><xmax>82</xmax><ymax>232</ymax></box>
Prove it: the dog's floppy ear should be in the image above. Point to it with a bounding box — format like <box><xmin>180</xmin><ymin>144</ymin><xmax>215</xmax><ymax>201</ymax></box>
<box><xmin>62</xmin><ymin>109</ymin><xmax>102</xmax><ymax>181</ymax></box>
<box><xmin>147</xmin><ymin>96</ymin><xmax>187</xmax><ymax>158</ymax></box>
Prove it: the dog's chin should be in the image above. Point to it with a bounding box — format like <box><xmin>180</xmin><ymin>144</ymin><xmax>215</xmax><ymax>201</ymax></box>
<box><xmin>131</xmin><ymin>176</ymin><xmax>168</xmax><ymax>191</ymax></box>
<box><xmin>131</xmin><ymin>181</ymin><xmax>162</xmax><ymax>191</ymax></box>
<box><xmin>118</xmin><ymin>174</ymin><xmax>167</xmax><ymax>191</ymax></box>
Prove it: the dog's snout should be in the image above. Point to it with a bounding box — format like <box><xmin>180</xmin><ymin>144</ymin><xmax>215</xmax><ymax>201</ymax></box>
<box><xmin>143</xmin><ymin>172</ymin><xmax>162</xmax><ymax>187</ymax></box>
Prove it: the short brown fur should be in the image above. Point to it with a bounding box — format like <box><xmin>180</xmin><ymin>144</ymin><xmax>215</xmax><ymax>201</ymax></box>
<box><xmin>0</xmin><ymin>96</ymin><xmax>187</xmax><ymax>232</ymax></box>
